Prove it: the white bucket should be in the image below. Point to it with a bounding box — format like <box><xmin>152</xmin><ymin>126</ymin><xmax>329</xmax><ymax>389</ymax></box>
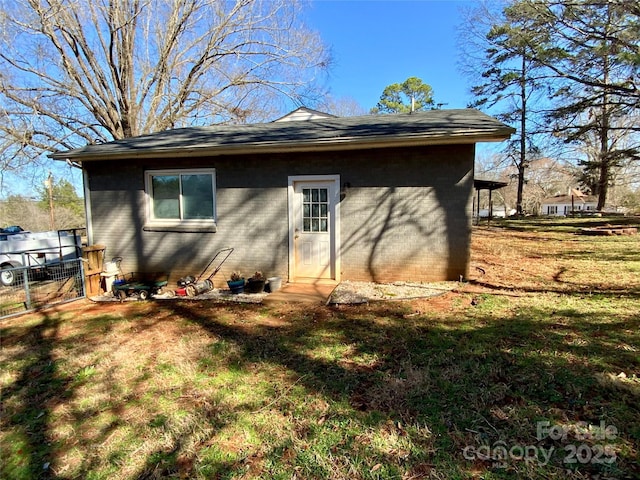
<box><xmin>267</xmin><ymin>277</ymin><xmax>282</xmax><ymax>292</ymax></box>
<box><xmin>103</xmin><ymin>261</ymin><xmax>120</xmax><ymax>275</ymax></box>
<box><xmin>101</xmin><ymin>260</ymin><xmax>122</xmax><ymax>294</ymax></box>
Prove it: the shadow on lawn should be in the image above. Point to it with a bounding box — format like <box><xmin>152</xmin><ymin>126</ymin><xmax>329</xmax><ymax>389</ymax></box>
<box><xmin>468</xmin><ymin>277</ymin><xmax>640</xmax><ymax>298</ymax></box>
<box><xmin>493</xmin><ymin>217</ymin><xmax>640</xmax><ymax>232</ymax></box>
<box><xmin>0</xmin><ymin>305</ymin><xmax>211</xmax><ymax>479</ymax></box>
<box><xmin>0</xmin><ymin>306</ymin><xmax>69</xmax><ymax>478</ymax></box>
<box><xmin>1</xmin><ymin>297</ymin><xmax>638</xmax><ymax>479</ymax></box>
<box><xmin>146</xmin><ymin>299</ymin><xmax>639</xmax><ymax>478</ymax></box>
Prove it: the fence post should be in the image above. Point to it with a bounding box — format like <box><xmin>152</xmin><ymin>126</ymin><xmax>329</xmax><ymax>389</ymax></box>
<box><xmin>22</xmin><ymin>253</ymin><xmax>32</xmax><ymax>310</ymax></box>
<box><xmin>79</xmin><ymin>256</ymin><xmax>87</xmax><ymax>298</ymax></box>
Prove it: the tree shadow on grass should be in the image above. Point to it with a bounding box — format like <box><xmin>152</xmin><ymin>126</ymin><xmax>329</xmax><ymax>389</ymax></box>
<box><xmin>467</xmin><ymin>275</ymin><xmax>640</xmax><ymax>299</ymax></box>
<box><xmin>1</xmin><ymin>304</ymin><xmax>239</xmax><ymax>480</ymax></box>
<box><xmin>0</xmin><ymin>307</ymin><xmax>69</xmax><ymax>479</ymax></box>
<box><xmin>151</xmin><ymin>299</ymin><xmax>639</xmax><ymax>478</ymax></box>
<box><xmin>1</xmin><ymin>297</ymin><xmax>638</xmax><ymax>479</ymax></box>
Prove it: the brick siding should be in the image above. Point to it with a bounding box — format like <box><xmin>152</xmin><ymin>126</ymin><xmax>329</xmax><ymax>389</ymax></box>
<box><xmin>85</xmin><ymin>143</ymin><xmax>474</xmax><ymax>286</ymax></box>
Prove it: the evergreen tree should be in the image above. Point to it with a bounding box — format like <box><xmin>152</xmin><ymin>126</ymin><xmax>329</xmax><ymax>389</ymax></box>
<box><xmin>517</xmin><ymin>0</ymin><xmax>639</xmax><ymax>209</ymax></box>
<box><xmin>371</xmin><ymin>77</ymin><xmax>435</xmax><ymax>114</ymax></box>
<box><xmin>468</xmin><ymin>1</ymin><xmax>550</xmax><ymax>214</ymax></box>
<box><xmin>465</xmin><ymin>0</ymin><xmax>639</xmax><ymax>211</ymax></box>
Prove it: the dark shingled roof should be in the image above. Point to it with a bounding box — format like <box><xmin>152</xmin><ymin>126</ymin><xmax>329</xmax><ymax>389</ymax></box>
<box><xmin>50</xmin><ymin>109</ymin><xmax>515</xmax><ymax>162</ymax></box>
<box><xmin>474</xmin><ymin>179</ymin><xmax>509</xmax><ymax>190</ymax></box>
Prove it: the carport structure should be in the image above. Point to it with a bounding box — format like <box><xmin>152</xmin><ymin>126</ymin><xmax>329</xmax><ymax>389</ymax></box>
<box><xmin>473</xmin><ymin>179</ymin><xmax>509</xmax><ymax>224</ymax></box>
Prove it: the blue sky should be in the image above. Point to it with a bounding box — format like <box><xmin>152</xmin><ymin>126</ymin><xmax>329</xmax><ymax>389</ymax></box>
<box><xmin>305</xmin><ymin>0</ymin><xmax>476</xmax><ymax>112</ymax></box>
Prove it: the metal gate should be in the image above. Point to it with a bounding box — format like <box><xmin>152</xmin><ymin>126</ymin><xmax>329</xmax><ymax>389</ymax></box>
<box><xmin>0</xmin><ymin>257</ymin><xmax>85</xmax><ymax>319</ymax></box>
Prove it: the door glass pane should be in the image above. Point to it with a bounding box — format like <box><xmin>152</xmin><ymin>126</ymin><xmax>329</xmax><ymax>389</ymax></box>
<box><xmin>152</xmin><ymin>175</ymin><xmax>180</xmax><ymax>219</ymax></box>
<box><xmin>301</xmin><ymin>187</ymin><xmax>329</xmax><ymax>233</ymax></box>
<box><xmin>182</xmin><ymin>174</ymin><xmax>213</xmax><ymax>219</ymax></box>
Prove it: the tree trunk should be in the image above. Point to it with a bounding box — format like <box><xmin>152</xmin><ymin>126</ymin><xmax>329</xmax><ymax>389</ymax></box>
<box><xmin>597</xmin><ymin>24</ymin><xmax>611</xmax><ymax>212</ymax></box>
<box><xmin>517</xmin><ymin>52</ymin><xmax>527</xmax><ymax>215</ymax></box>
<box><xmin>516</xmin><ymin>164</ymin><xmax>526</xmax><ymax>215</ymax></box>
<box><xmin>597</xmin><ymin>158</ymin><xmax>609</xmax><ymax>210</ymax></box>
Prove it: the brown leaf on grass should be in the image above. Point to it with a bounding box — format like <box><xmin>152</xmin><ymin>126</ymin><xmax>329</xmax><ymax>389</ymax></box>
<box><xmin>490</xmin><ymin>406</ymin><xmax>509</xmax><ymax>421</ymax></box>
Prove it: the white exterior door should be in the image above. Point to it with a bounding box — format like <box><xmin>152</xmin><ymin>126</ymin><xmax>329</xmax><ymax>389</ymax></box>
<box><xmin>288</xmin><ymin>176</ymin><xmax>339</xmax><ymax>281</ymax></box>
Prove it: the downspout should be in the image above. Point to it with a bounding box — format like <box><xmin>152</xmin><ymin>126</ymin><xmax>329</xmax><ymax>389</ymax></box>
<box><xmin>65</xmin><ymin>158</ymin><xmax>92</xmax><ymax>244</ymax></box>
<box><xmin>82</xmin><ymin>167</ymin><xmax>94</xmax><ymax>245</ymax></box>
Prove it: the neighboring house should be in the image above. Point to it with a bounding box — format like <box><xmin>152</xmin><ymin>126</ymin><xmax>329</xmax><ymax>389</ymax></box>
<box><xmin>51</xmin><ymin>109</ymin><xmax>513</xmax><ymax>286</ymax></box>
<box><xmin>541</xmin><ymin>189</ymin><xmax>598</xmax><ymax>216</ymax></box>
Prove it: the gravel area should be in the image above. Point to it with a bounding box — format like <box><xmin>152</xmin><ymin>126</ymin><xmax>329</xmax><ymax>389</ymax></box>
<box><xmin>90</xmin><ymin>281</ymin><xmax>457</xmax><ymax>305</ymax></box>
<box><xmin>328</xmin><ymin>280</ymin><xmax>458</xmax><ymax>304</ymax></box>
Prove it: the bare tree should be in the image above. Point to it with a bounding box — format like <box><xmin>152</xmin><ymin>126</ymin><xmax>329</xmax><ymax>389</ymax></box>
<box><xmin>0</xmin><ymin>194</ymin><xmax>84</xmax><ymax>230</ymax></box>
<box><xmin>317</xmin><ymin>95</ymin><xmax>367</xmax><ymax>117</ymax></box>
<box><xmin>0</xmin><ymin>0</ymin><xmax>330</xmax><ymax>172</ymax></box>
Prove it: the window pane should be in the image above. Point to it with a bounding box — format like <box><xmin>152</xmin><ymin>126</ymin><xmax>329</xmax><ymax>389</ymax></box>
<box><xmin>182</xmin><ymin>174</ymin><xmax>213</xmax><ymax>219</ymax></box>
<box><xmin>301</xmin><ymin>186</ymin><xmax>330</xmax><ymax>233</ymax></box>
<box><xmin>152</xmin><ymin>175</ymin><xmax>180</xmax><ymax>219</ymax></box>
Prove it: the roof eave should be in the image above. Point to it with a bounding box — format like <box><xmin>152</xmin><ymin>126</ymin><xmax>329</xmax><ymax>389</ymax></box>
<box><xmin>51</xmin><ymin>129</ymin><xmax>514</xmax><ymax>163</ymax></box>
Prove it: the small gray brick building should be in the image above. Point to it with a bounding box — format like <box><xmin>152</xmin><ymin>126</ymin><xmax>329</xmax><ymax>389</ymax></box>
<box><xmin>52</xmin><ymin>109</ymin><xmax>513</xmax><ymax>287</ymax></box>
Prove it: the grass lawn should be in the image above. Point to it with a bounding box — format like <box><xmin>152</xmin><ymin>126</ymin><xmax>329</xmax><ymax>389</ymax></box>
<box><xmin>1</xmin><ymin>217</ymin><xmax>638</xmax><ymax>479</ymax></box>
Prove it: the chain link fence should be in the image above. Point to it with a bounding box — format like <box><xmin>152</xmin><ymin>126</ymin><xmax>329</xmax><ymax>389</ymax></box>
<box><xmin>0</xmin><ymin>258</ymin><xmax>85</xmax><ymax>319</ymax></box>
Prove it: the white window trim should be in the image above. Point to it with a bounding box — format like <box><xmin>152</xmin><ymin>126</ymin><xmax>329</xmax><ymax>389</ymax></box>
<box><xmin>144</xmin><ymin>168</ymin><xmax>217</xmax><ymax>232</ymax></box>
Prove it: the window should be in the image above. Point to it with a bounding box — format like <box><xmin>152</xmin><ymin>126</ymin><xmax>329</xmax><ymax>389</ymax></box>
<box><xmin>302</xmin><ymin>188</ymin><xmax>328</xmax><ymax>232</ymax></box>
<box><xmin>145</xmin><ymin>169</ymin><xmax>216</xmax><ymax>231</ymax></box>
<box><xmin>547</xmin><ymin>205</ymin><xmax>558</xmax><ymax>215</ymax></box>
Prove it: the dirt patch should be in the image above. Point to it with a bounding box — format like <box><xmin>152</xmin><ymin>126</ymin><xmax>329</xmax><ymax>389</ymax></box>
<box><xmin>409</xmin><ymin>290</ymin><xmax>459</xmax><ymax>313</ymax></box>
<box><xmin>579</xmin><ymin>225</ymin><xmax>638</xmax><ymax>235</ymax></box>
<box><xmin>328</xmin><ymin>281</ymin><xmax>456</xmax><ymax>304</ymax></box>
